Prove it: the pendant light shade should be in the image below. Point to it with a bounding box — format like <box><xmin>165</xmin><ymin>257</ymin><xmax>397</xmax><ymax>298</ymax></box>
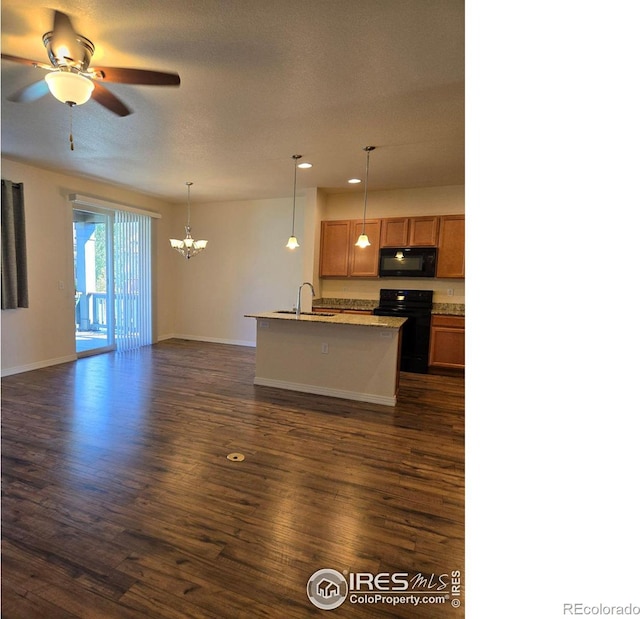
<box><xmin>355</xmin><ymin>146</ymin><xmax>375</xmax><ymax>248</ymax></box>
<box><xmin>170</xmin><ymin>182</ymin><xmax>208</xmax><ymax>259</ymax></box>
<box><xmin>286</xmin><ymin>235</ymin><xmax>300</xmax><ymax>249</ymax></box>
<box><xmin>286</xmin><ymin>154</ymin><xmax>302</xmax><ymax>249</ymax></box>
<box><xmin>45</xmin><ymin>71</ymin><xmax>95</xmax><ymax>105</ymax></box>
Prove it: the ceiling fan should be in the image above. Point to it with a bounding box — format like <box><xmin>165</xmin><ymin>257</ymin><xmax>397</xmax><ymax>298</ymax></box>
<box><xmin>1</xmin><ymin>9</ymin><xmax>180</xmax><ymax>117</ymax></box>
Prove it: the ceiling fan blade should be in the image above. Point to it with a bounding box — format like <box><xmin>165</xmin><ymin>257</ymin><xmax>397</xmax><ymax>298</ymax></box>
<box><xmin>90</xmin><ymin>67</ymin><xmax>180</xmax><ymax>86</ymax></box>
<box><xmin>1</xmin><ymin>53</ymin><xmax>51</xmax><ymax>70</ymax></box>
<box><xmin>91</xmin><ymin>82</ymin><xmax>132</xmax><ymax>117</ymax></box>
<box><xmin>7</xmin><ymin>80</ymin><xmax>50</xmax><ymax>103</ymax></box>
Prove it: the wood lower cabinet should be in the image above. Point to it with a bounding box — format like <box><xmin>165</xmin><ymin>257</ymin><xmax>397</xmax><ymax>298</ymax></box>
<box><xmin>436</xmin><ymin>215</ymin><xmax>465</xmax><ymax>278</ymax></box>
<box><xmin>429</xmin><ymin>315</ymin><xmax>465</xmax><ymax>372</ymax></box>
<box><xmin>320</xmin><ymin>219</ymin><xmax>380</xmax><ymax>278</ymax></box>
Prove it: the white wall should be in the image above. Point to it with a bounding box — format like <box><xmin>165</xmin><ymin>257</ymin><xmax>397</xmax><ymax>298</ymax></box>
<box><xmin>170</xmin><ymin>192</ymin><xmax>315</xmax><ymax>346</ymax></box>
<box><xmin>1</xmin><ymin>158</ymin><xmax>175</xmax><ymax>375</ymax></box>
<box><xmin>319</xmin><ymin>185</ymin><xmax>465</xmax><ymax>303</ymax></box>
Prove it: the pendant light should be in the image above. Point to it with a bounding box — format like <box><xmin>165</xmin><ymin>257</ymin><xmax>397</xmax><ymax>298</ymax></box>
<box><xmin>355</xmin><ymin>146</ymin><xmax>376</xmax><ymax>248</ymax></box>
<box><xmin>170</xmin><ymin>181</ymin><xmax>208</xmax><ymax>259</ymax></box>
<box><xmin>286</xmin><ymin>154</ymin><xmax>302</xmax><ymax>249</ymax></box>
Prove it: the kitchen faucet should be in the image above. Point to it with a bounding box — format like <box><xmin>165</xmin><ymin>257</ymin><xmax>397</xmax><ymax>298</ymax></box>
<box><xmin>296</xmin><ymin>282</ymin><xmax>315</xmax><ymax>318</ymax></box>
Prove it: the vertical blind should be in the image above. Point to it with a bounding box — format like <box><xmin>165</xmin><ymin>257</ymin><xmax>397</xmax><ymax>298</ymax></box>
<box><xmin>70</xmin><ymin>193</ymin><xmax>159</xmax><ymax>353</ymax></box>
<box><xmin>113</xmin><ymin>209</ymin><xmax>152</xmax><ymax>351</ymax></box>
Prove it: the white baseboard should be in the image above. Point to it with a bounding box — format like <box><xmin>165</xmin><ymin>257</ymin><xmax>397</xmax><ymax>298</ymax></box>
<box><xmin>253</xmin><ymin>377</ymin><xmax>396</xmax><ymax>406</ymax></box>
<box><xmin>1</xmin><ymin>354</ymin><xmax>77</xmax><ymax>377</ymax></box>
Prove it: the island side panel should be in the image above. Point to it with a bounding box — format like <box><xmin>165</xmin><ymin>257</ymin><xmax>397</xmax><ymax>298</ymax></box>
<box><xmin>252</xmin><ymin>319</ymin><xmax>402</xmax><ymax>405</ymax></box>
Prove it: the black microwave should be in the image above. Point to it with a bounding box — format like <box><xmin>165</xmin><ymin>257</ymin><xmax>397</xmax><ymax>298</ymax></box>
<box><xmin>378</xmin><ymin>247</ymin><xmax>437</xmax><ymax>277</ymax></box>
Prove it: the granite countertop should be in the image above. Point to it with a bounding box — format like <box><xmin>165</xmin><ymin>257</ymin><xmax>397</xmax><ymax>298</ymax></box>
<box><xmin>312</xmin><ymin>298</ymin><xmax>378</xmax><ymax>311</ymax></box>
<box><xmin>245</xmin><ymin>310</ymin><xmax>406</xmax><ymax>329</ymax></box>
<box><xmin>313</xmin><ymin>297</ymin><xmax>465</xmax><ymax>317</ymax></box>
<box><xmin>431</xmin><ymin>303</ymin><xmax>465</xmax><ymax>316</ymax></box>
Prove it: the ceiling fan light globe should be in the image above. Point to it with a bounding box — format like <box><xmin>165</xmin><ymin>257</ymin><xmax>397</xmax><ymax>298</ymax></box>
<box><xmin>45</xmin><ymin>71</ymin><xmax>94</xmax><ymax>105</ymax></box>
<box><xmin>286</xmin><ymin>236</ymin><xmax>300</xmax><ymax>249</ymax></box>
<box><xmin>355</xmin><ymin>234</ymin><xmax>371</xmax><ymax>248</ymax></box>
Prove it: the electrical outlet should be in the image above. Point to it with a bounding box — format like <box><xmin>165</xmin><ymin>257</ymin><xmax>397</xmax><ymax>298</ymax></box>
<box><xmin>58</xmin><ymin>280</ymin><xmax>65</xmax><ymax>290</ymax></box>
<box><xmin>447</xmin><ymin>288</ymin><xmax>454</xmax><ymax>296</ymax></box>
<box><xmin>321</xmin><ymin>343</ymin><xmax>329</xmax><ymax>354</ymax></box>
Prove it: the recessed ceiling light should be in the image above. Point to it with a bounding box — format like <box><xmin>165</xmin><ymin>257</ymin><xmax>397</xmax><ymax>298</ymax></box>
<box><xmin>348</xmin><ymin>178</ymin><xmax>361</xmax><ymax>184</ymax></box>
<box><xmin>297</xmin><ymin>162</ymin><xmax>312</xmax><ymax>169</ymax></box>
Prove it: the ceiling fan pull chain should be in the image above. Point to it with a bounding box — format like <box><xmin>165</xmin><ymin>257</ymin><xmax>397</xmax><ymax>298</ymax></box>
<box><xmin>69</xmin><ymin>103</ymin><xmax>75</xmax><ymax>151</ymax></box>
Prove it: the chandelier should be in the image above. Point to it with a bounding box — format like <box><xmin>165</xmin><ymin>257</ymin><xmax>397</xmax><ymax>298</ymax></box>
<box><xmin>170</xmin><ymin>181</ymin><xmax>208</xmax><ymax>259</ymax></box>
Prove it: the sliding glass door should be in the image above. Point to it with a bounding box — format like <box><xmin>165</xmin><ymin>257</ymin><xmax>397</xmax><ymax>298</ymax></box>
<box><xmin>73</xmin><ymin>209</ymin><xmax>115</xmax><ymax>356</ymax></box>
<box><xmin>73</xmin><ymin>205</ymin><xmax>152</xmax><ymax>356</ymax></box>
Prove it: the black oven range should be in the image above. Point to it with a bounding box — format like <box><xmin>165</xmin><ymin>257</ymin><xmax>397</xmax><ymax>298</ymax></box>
<box><xmin>373</xmin><ymin>289</ymin><xmax>434</xmax><ymax>374</ymax></box>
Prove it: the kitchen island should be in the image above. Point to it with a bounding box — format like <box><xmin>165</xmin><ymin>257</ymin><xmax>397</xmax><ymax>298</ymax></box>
<box><xmin>244</xmin><ymin>311</ymin><xmax>407</xmax><ymax>406</ymax></box>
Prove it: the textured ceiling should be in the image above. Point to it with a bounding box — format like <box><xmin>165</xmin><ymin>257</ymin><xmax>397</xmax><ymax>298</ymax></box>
<box><xmin>1</xmin><ymin>0</ymin><xmax>464</xmax><ymax>204</ymax></box>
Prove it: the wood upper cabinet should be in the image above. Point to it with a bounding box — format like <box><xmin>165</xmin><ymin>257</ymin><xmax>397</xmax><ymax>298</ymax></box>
<box><xmin>319</xmin><ymin>220</ymin><xmax>350</xmax><ymax>277</ymax></box>
<box><xmin>380</xmin><ymin>218</ymin><xmax>410</xmax><ymax>247</ymax></box>
<box><xmin>429</xmin><ymin>315</ymin><xmax>465</xmax><ymax>371</ymax></box>
<box><xmin>380</xmin><ymin>216</ymin><xmax>439</xmax><ymax>247</ymax></box>
<box><xmin>349</xmin><ymin>219</ymin><xmax>381</xmax><ymax>277</ymax></box>
<box><xmin>319</xmin><ymin>219</ymin><xmax>381</xmax><ymax>277</ymax></box>
<box><xmin>320</xmin><ymin>214</ymin><xmax>464</xmax><ymax>279</ymax></box>
<box><xmin>409</xmin><ymin>216</ymin><xmax>439</xmax><ymax>246</ymax></box>
<box><xmin>436</xmin><ymin>215</ymin><xmax>465</xmax><ymax>278</ymax></box>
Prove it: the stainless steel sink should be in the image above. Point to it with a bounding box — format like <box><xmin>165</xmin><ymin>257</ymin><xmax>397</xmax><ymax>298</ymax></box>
<box><xmin>275</xmin><ymin>310</ymin><xmax>335</xmax><ymax>316</ymax></box>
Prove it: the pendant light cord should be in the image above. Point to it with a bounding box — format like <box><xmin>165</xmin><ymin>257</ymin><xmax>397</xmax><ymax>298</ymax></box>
<box><xmin>291</xmin><ymin>159</ymin><xmax>298</xmax><ymax>235</ymax></box>
<box><xmin>362</xmin><ymin>146</ymin><xmax>375</xmax><ymax>233</ymax></box>
<box><xmin>291</xmin><ymin>155</ymin><xmax>301</xmax><ymax>235</ymax></box>
<box><xmin>186</xmin><ymin>181</ymin><xmax>193</xmax><ymax>229</ymax></box>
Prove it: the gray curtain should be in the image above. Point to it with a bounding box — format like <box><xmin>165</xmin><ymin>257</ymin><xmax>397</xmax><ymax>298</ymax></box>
<box><xmin>1</xmin><ymin>179</ymin><xmax>29</xmax><ymax>309</ymax></box>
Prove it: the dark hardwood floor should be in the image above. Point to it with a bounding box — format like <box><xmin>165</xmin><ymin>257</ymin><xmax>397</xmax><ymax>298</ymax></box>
<box><xmin>1</xmin><ymin>339</ymin><xmax>464</xmax><ymax>618</ymax></box>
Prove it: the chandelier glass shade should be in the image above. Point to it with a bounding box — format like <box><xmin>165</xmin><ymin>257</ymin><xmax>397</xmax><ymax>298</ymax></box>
<box><xmin>286</xmin><ymin>155</ymin><xmax>302</xmax><ymax>249</ymax></box>
<box><xmin>45</xmin><ymin>71</ymin><xmax>95</xmax><ymax>105</ymax></box>
<box><xmin>355</xmin><ymin>146</ymin><xmax>376</xmax><ymax>248</ymax></box>
<box><xmin>170</xmin><ymin>182</ymin><xmax>208</xmax><ymax>259</ymax></box>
